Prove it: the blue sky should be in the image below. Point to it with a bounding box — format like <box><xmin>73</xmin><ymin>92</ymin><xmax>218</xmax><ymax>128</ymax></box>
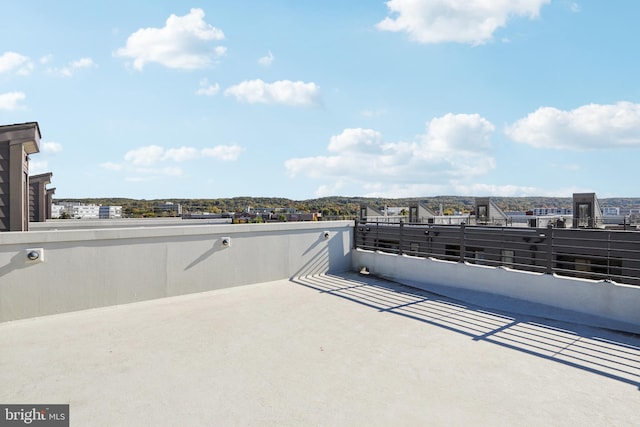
<box><xmin>1</xmin><ymin>1</ymin><xmax>639</xmax><ymax>200</ymax></box>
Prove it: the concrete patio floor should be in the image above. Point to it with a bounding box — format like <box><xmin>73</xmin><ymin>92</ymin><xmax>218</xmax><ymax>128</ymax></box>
<box><xmin>1</xmin><ymin>273</ymin><xmax>639</xmax><ymax>426</ymax></box>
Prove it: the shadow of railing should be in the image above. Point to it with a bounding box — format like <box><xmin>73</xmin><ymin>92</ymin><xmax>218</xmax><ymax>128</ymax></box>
<box><xmin>291</xmin><ymin>273</ymin><xmax>640</xmax><ymax>390</ymax></box>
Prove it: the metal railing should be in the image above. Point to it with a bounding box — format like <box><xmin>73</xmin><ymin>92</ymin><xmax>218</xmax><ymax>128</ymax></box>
<box><xmin>355</xmin><ymin>221</ymin><xmax>640</xmax><ymax>286</ymax></box>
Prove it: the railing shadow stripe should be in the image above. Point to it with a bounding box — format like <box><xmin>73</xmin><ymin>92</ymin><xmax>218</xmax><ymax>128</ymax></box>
<box><xmin>487</xmin><ymin>335</ymin><xmax>639</xmax><ymax>380</ymax></box>
<box><xmin>291</xmin><ymin>273</ymin><xmax>640</xmax><ymax>390</ymax></box>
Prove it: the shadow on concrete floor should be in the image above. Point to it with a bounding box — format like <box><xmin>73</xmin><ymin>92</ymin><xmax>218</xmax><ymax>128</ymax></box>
<box><xmin>292</xmin><ymin>272</ymin><xmax>640</xmax><ymax>391</ymax></box>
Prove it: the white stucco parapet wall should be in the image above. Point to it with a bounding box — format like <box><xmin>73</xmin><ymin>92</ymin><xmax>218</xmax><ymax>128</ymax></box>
<box><xmin>352</xmin><ymin>248</ymin><xmax>640</xmax><ymax>334</ymax></box>
<box><xmin>0</xmin><ymin>221</ymin><xmax>354</xmax><ymax>322</ymax></box>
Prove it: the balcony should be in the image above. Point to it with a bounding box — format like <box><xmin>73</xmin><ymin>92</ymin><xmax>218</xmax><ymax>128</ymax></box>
<box><xmin>1</xmin><ymin>220</ymin><xmax>639</xmax><ymax>425</ymax></box>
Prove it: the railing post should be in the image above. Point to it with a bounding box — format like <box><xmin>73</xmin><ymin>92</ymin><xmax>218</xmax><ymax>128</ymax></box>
<box><xmin>398</xmin><ymin>221</ymin><xmax>404</xmax><ymax>255</ymax></box>
<box><xmin>607</xmin><ymin>230</ymin><xmax>611</xmax><ymax>280</ymax></box>
<box><xmin>546</xmin><ymin>223</ymin><xmax>553</xmax><ymax>274</ymax></box>
<box><xmin>353</xmin><ymin>219</ymin><xmax>358</xmax><ymax>250</ymax></box>
<box><xmin>459</xmin><ymin>222</ymin><xmax>466</xmax><ymax>263</ymax></box>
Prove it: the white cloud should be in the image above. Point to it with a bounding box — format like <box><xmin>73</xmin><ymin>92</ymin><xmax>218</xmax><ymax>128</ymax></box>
<box><xmin>29</xmin><ymin>160</ymin><xmax>49</xmax><ymax>175</ymax></box>
<box><xmin>47</xmin><ymin>57</ymin><xmax>97</xmax><ymax>77</ymax></box>
<box><xmin>453</xmin><ymin>183</ymin><xmax>543</xmax><ymax>197</ymax></box>
<box><xmin>106</xmin><ymin>143</ymin><xmax>243</xmax><ymax>181</ymax></box>
<box><xmin>41</xmin><ymin>141</ymin><xmax>63</xmax><ymax>153</ymax></box>
<box><xmin>463</xmin><ymin>183</ymin><xmax>588</xmax><ymax>197</ymax></box>
<box><xmin>258</xmin><ymin>50</ymin><xmax>275</xmax><ymax>66</ymax></box>
<box><xmin>505</xmin><ymin>102</ymin><xmax>640</xmax><ymax>150</ymax></box>
<box><xmin>314</xmin><ymin>181</ymin><xmax>346</xmax><ymax>198</ymax></box>
<box><xmin>201</xmin><ymin>145</ymin><xmax>245</xmax><ymax>161</ymax></box>
<box><xmin>376</xmin><ymin>0</ymin><xmax>550</xmax><ymax>45</ymax></box>
<box><xmin>285</xmin><ymin>113</ymin><xmax>496</xmax><ymax>195</ymax></box>
<box><xmin>30</xmin><ymin>142</ymin><xmax>63</xmax><ymax>176</ymax></box>
<box><xmin>106</xmin><ymin>143</ymin><xmax>244</xmax><ymax>175</ymax></box>
<box><xmin>39</xmin><ymin>54</ymin><xmax>53</xmax><ymax>64</ymax></box>
<box><xmin>0</xmin><ymin>92</ymin><xmax>26</xmax><ymax>110</ymax></box>
<box><xmin>124</xmin><ymin>145</ymin><xmax>165</xmax><ymax>166</ymax></box>
<box><xmin>163</xmin><ymin>146</ymin><xmax>199</xmax><ymax>162</ymax></box>
<box><xmin>570</xmin><ymin>2</ymin><xmax>581</xmax><ymax>13</ymax></box>
<box><xmin>0</xmin><ymin>51</ymin><xmax>33</xmax><ymax>75</ymax></box>
<box><xmin>225</xmin><ymin>79</ymin><xmax>321</xmax><ymax>106</ymax></box>
<box><xmin>196</xmin><ymin>78</ymin><xmax>220</xmax><ymax>96</ymax></box>
<box><xmin>328</xmin><ymin>128</ymin><xmax>383</xmax><ymax>153</ymax></box>
<box><xmin>115</xmin><ymin>8</ymin><xmax>226</xmax><ymax>70</ymax></box>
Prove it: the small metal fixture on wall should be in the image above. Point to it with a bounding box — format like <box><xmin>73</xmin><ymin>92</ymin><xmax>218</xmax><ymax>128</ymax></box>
<box><xmin>26</xmin><ymin>248</ymin><xmax>44</xmax><ymax>262</ymax></box>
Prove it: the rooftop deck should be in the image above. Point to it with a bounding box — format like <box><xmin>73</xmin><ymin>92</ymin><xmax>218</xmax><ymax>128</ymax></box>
<box><xmin>2</xmin><ymin>273</ymin><xmax>639</xmax><ymax>426</ymax></box>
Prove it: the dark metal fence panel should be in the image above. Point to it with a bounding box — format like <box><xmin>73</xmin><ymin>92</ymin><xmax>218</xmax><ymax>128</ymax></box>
<box><xmin>355</xmin><ymin>221</ymin><xmax>640</xmax><ymax>286</ymax></box>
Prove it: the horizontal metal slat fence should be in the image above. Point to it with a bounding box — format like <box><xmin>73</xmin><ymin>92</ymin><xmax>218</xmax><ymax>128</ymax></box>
<box><xmin>355</xmin><ymin>221</ymin><xmax>640</xmax><ymax>286</ymax></box>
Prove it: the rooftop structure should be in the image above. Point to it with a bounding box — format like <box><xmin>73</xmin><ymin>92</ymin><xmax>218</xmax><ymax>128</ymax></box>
<box><xmin>0</xmin><ymin>122</ymin><xmax>41</xmax><ymax>231</ymax></box>
<box><xmin>45</xmin><ymin>187</ymin><xmax>56</xmax><ymax>220</ymax></box>
<box><xmin>409</xmin><ymin>203</ymin><xmax>438</xmax><ymax>223</ymax></box>
<box><xmin>1</xmin><ymin>214</ymin><xmax>639</xmax><ymax>425</ymax></box>
<box><xmin>475</xmin><ymin>197</ymin><xmax>509</xmax><ymax>225</ymax></box>
<box><xmin>29</xmin><ymin>172</ymin><xmax>53</xmax><ymax>222</ymax></box>
<box><xmin>574</xmin><ymin>192</ymin><xmax>604</xmax><ymax>228</ymax></box>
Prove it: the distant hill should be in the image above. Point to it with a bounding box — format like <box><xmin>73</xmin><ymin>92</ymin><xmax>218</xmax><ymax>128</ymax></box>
<box><xmin>54</xmin><ymin>196</ymin><xmax>640</xmax><ymax>218</ymax></box>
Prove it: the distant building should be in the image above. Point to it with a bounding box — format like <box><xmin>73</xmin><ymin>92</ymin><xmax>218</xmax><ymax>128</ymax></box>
<box><xmin>602</xmin><ymin>206</ymin><xmax>620</xmax><ymax>216</ymax></box>
<box><xmin>532</xmin><ymin>207</ymin><xmax>573</xmax><ymax>216</ymax></box>
<box><xmin>52</xmin><ymin>202</ymin><xmax>122</xmax><ymax>219</ymax></box>
<box><xmin>360</xmin><ymin>204</ymin><xmax>468</xmax><ymax>225</ymax></box>
<box><xmin>72</xmin><ymin>204</ymin><xmax>100</xmax><ymax>219</ymax></box>
<box><xmin>359</xmin><ymin>205</ymin><xmax>407</xmax><ymax>223</ymax></box>
<box><xmin>384</xmin><ymin>206</ymin><xmax>409</xmax><ymax>216</ymax></box>
<box><xmin>248</xmin><ymin>207</ymin><xmax>296</xmax><ymax>215</ymax></box>
<box><xmin>250</xmin><ymin>207</ymin><xmax>274</xmax><ymax>215</ymax></box>
<box><xmin>51</xmin><ymin>205</ymin><xmax>65</xmax><ymax>219</ymax></box>
<box><xmin>284</xmin><ymin>212</ymin><xmax>318</xmax><ymax>221</ymax></box>
<box><xmin>157</xmin><ymin>202</ymin><xmax>182</xmax><ymax>216</ymax></box>
<box><xmin>99</xmin><ymin>205</ymin><xmax>122</xmax><ymax>219</ymax></box>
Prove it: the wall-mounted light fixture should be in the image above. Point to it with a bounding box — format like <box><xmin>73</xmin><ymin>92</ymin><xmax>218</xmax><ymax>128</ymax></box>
<box><xmin>221</xmin><ymin>237</ymin><xmax>231</xmax><ymax>247</ymax></box>
<box><xmin>26</xmin><ymin>248</ymin><xmax>44</xmax><ymax>262</ymax></box>
<box><xmin>323</xmin><ymin>231</ymin><xmax>330</xmax><ymax>239</ymax></box>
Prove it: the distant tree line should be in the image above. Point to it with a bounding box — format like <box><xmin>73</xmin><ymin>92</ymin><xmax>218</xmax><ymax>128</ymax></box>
<box><xmin>53</xmin><ymin>196</ymin><xmax>640</xmax><ymax>219</ymax></box>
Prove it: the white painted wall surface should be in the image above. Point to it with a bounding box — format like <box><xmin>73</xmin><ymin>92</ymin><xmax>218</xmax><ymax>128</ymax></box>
<box><xmin>353</xmin><ymin>249</ymin><xmax>640</xmax><ymax>334</ymax></box>
<box><xmin>0</xmin><ymin>221</ymin><xmax>353</xmax><ymax>322</ymax></box>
